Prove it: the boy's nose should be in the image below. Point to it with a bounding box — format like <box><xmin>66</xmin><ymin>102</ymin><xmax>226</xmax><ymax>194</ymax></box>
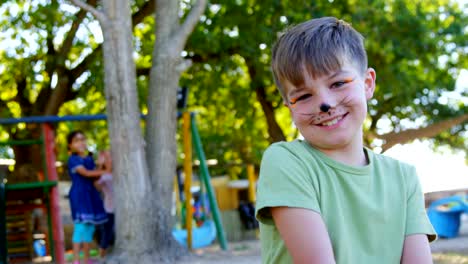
<box><xmin>320</xmin><ymin>103</ymin><xmax>331</xmax><ymax>113</ymax></box>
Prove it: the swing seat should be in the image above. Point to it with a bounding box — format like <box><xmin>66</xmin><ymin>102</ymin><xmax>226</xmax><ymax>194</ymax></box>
<box><xmin>172</xmin><ymin>220</ymin><xmax>216</xmax><ymax>249</ymax></box>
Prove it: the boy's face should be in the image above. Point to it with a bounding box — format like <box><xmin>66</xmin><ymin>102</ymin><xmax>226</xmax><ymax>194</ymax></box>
<box><xmin>284</xmin><ymin>62</ymin><xmax>376</xmax><ymax>152</ymax></box>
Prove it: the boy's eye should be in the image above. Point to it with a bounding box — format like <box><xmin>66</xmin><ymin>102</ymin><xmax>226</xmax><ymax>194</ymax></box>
<box><xmin>331</xmin><ymin>81</ymin><xmax>346</xmax><ymax>88</ymax></box>
<box><xmin>290</xmin><ymin>94</ymin><xmax>312</xmax><ymax>105</ymax></box>
<box><xmin>331</xmin><ymin>77</ymin><xmax>354</xmax><ymax>89</ymax></box>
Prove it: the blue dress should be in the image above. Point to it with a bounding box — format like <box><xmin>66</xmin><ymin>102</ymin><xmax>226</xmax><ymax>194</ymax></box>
<box><xmin>68</xmin><ymin>154</ymin><xmax>108</xmax><ymax>224</ymax></box>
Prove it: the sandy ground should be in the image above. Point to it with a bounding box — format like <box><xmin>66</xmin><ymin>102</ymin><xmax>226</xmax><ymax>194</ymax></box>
<box><xmin>177</xmin><ymin>215</ymin><xmax>468</xmax><ymax>264</ymax></box>
<box><xmin>177</xmin><ymin>240</ymin><xmax>261</xmax><ymax>264</ymax></box>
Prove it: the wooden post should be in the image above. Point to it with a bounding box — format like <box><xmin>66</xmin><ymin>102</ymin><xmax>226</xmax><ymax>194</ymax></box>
<box><xmin>42</xmin><ymin>124</ymin><xmax>65</xmax><ymax>264</ymax></box>
<box><xmin>182</xmin><ymin>112</ymin><xmax>193</xmax><ymax>250</ymax></box>
<box><xmin>0</xmin><ymin>178</ymin><xmax>6</xmax><ymax>264</ymax></box>
<box><xmin>247</xmin><ymin>164</ymin><xmax>256</xmax><ymax>203</ymax></box>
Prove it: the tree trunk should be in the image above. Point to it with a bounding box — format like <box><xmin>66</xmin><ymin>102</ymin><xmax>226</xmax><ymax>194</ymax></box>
<box><xmin>255</xmin><ymin>86</ymin><xmax>287</xmax><ymax>143</ymax></box>
<box><xmin>146</xmin><ymin>0</ymin><xmax>206</xmax><ymax>262</ymax></box>
<box><xmin>145</xmin><ymin>0</ymin><xmax>206</xmax><ymax>261</ymax></box>
<box><xmin>245</xmin><ymin>59</ymin><xmax>286</xmax><ymax>143</ymax></box>
<box><xmin>145</xmin><ymin>1</ymin><xmax>181</xmax><ymax>257</ymax></box>
<box><xmin>70</xmin><ymin>0</ymin><xmax>205</xmax><ymax>262</ymax></box>
<box><xmin>98</xmin><ymin>0</ymin><xmax>155</xmax><ymax>262</ymax></box>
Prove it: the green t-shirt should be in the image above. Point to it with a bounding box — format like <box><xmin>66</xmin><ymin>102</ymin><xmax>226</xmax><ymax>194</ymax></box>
<box><xmin>255</xmin><ymin>140</ymin><xmax>436</xmax><ymax>264</ymax></box>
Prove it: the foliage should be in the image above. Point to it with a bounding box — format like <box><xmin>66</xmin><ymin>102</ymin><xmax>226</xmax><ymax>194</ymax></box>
<box><xmin>183</xmin><ymin>0</ymin><xmax>467</xmax><ymax>164</ymax></box>
<box><xmin>0</xmin><ymin>0</ymin><xmax>466</xmax><ymax>173</ymax></box>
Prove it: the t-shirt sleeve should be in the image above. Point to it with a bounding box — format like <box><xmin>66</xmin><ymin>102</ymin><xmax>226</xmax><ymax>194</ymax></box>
<box><xmin>68</xmin><ymin>155</ymin><xmax>84</xmax><ymax>174</ymax></box>
<box><xmin>255</xmin><ymin>144</ymin><xmax>321</xmax><ymax>225</ymax></box>
<box><xmin>405</xmin><ymin>165</ymin><xmax>437</xmax><ymax>242</ymax></box>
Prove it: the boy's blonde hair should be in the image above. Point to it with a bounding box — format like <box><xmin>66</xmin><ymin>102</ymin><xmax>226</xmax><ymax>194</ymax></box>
<box><xmin>271</xmin><ymin>17</ymin><xmax>368</xmax><ymax>101</ymax></box>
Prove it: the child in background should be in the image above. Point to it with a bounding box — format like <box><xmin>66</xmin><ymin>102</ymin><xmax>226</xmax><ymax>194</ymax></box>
<box><xmin>67</xmin><ymin>131</ymin><xmax>108</xmax><ymax>264</ymax></box>
<box><xmin>255</xmin><ymin>17</ymin><xmax>436</xmax><ymax>263</ymax></box>
<box><xmin>94</xmin><ymin>150</ymin><xmax>115</xmax><ymax>258</ymax></box>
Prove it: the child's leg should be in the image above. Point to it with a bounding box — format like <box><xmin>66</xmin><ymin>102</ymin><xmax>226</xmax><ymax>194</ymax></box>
<box><xmin>72</xmin><ymin>242</ymin><xmax>81</xmax><ymax>263</ymax></box>
<box><xmin>72</xmin><ymin>223</ymin><xmax>86</xmax><ymax>263</ymax></box>
<box><xmin>99</xmin><ymin>247</ymin><xmax>106</xmax><ymax>258</ymax></box>
<box><xmin>96</xmin><ymin>223</ymin><xmax>105</xmax><ymax>257</ymax></box>
<box><xmin>99</xmin><ymin>213</ymin><xmax>115</xmax><ymax>257</ymax></box>
<box><xmin>82</xmin><ymin>223</ymin><xmax>96</xmax><ymax>263</ymax></box>
<box><xmin>82</xmin><ymin>242</ymin><xmax>90</xmax><ymax>262</ymax></box>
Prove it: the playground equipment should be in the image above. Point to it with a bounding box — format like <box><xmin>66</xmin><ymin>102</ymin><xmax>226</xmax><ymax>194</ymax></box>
<box><xmin>0</xmin><ymin>121</ymin><xmax>64</xmax><ymax>264</ymax></box>
<box><xmin>171</xmin><ymin>112</ymin><xmax>230</xmax><ymax>250</ymax></box>
<box><xmin>427</xmin><ymin>195</ymin><xmax>468</xmax><ymax>238</ymax></box>
<box><xmin>0</xmin><ymin>111</ymin><xmax>228</xmax><ymax>263</ymax></box>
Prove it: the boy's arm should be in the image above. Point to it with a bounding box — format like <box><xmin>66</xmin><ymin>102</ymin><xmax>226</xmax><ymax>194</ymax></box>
<box><xmin>271</xmin><ymin>206</ymin><xmax>336</xmax><ymax>264</ymax></box>
<box><xmin>75</xmin><ymin>166</ymin><xmax>106</xmax><ymax>178</ymax></box>
<box><xmin>400</xmin><ymin>234</ymin><xmax>433</xmax><ymax>264</ymax></box>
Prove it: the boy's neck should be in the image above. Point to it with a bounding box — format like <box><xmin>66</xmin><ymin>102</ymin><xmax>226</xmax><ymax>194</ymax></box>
<box><xmin>315</xmin><ymin>139</ymin><xmax>368</xmax><ymax>166</ymax></box>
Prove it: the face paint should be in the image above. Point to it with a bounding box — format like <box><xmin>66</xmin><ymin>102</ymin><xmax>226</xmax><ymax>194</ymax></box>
<box><xmin>320</xmin><ymin>103</ymin><xmax>331</xmax><ymax>113</ymax></box>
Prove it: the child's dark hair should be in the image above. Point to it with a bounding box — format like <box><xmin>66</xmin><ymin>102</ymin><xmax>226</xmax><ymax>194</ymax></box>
<box><xmin>271</xmin><ymin>17</ymin><xmax>367</xmax><ymax>101</ymax></box>
<box><xmin>67</xmin><ymin>130</ymin><xmax>84</xmax><ymax>150</ymax></box>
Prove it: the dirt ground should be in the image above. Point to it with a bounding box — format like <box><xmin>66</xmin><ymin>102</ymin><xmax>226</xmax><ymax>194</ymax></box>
<box><xmin>177</xmin><ymin>240</ymin><xmax>261</xmax><ymax>264</ymax></box>
<box><xmin>177</xmin><ymin>215</ymin><xmax>468</xmax><ymax>264</ymax></box>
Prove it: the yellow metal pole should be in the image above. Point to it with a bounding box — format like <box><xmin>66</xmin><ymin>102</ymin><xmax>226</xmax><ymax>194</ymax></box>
<box><xmin>173</xmin><ymin>176</ymin><xmax>181</xmax><ymax>227</ymax></box>
<box><xmin>183</xmin><ymin>112</ymin><xmax>193</xmax><ymax>250</ymax></box>
<box><xmin>247</xmin><ymin>164</ymin><xmax>256</xmax><ymax>203</ymax></box>
<box><xmin>247</xmin><ymin>164</ymin><xmax>260</xmax><ymax>238</ymax></box>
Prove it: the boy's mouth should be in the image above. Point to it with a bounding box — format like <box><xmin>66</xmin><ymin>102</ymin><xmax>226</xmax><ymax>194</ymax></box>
<box><xmin>316</xmin><ymin>113</ymin><xmax>348</xmax><ymax>127</ymax></box>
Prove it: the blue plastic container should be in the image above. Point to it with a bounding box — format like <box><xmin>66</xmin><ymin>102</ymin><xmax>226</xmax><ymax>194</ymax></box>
<box><xmin>427</xmin><ymin>195</ymin><xmax>467</xmax><ymax>238</ymax></box>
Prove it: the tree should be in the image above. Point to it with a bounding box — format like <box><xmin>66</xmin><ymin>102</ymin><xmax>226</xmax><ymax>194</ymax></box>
<box><xmin>71</xmin><ymin>0</ymin><xmax>206</xmax><ymax>262</ymax></box>
<box><xmin>0</xmin><ymin>0</ymin><xmax>155</xmax><ymax>178</ymax></box>
<box><xmin>1</xmin><ymin>0</ymin><xmax>466</xmax><ymax>182</ymax></box>
<box><xmin>181</xmin><ymin>0</ymin><xmax>467</xmax><ymax>162</ymax></box>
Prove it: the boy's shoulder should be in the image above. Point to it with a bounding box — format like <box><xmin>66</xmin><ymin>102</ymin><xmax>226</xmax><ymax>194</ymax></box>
<box><xmin>263</xmin><ymin>139</ymin><xmax>309</xmax><ymax>159</ymax></box>
<box><xmin>265</xmin><ymin>139</ymin><xmax>307</xmax><ymax>152</ymax></box>
<box><xmin>368</xmin><ymin>148</ymin><xmax>416</xmax><ymax>172</ymax></box>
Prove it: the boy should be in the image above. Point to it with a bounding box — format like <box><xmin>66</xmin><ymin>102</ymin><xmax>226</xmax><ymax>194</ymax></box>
<box><xmin>255</xmin><ymin>17</ymin><xmax>436</xmax><ymax>264</ymax></box>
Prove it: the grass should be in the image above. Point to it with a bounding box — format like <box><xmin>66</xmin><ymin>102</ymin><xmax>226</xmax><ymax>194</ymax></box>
<box><xmin>433</xmin><ymin>253</ymin><xmax>468</xmax><ymax>264</ymax></box>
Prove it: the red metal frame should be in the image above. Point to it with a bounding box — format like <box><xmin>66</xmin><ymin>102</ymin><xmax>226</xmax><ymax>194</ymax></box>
<box><xmin>42</xmin><ymin>124</ymin><xmax>65</xmax><ymax>264</ymax></box>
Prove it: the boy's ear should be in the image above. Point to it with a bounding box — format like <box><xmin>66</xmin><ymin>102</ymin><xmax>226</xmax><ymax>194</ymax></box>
<box><xmin>364</xmin><ymin>68</ymin><xmax>376</xmax><ymax>100</ymax></box>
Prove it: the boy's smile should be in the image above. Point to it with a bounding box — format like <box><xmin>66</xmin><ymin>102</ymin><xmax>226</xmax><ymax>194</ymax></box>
<box><xmin>285</xmin><ymin>63</ymin><xmax>376</xmax><ymax>156</ymax></box>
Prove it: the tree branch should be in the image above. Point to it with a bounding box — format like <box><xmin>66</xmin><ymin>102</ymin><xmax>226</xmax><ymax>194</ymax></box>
<box><xmin>378</xmin><ymin>113</ymin><xmax>468</xmax><ymax>152</ymax></box>
<box><xmin>70</xmin><ymin>46</ymin><xmax>102</xmax><ymax>80</ymax></box>
<box><xmin>70</xmin><ymin>0</ymin><xmax>154</xmax><ymax>79</ymax></box>
<box><xmin>14</xmin><ymin>76</ymin><xmax>33</xmax><ymax>114</ymax></box>
<box><xmin>173</xmin><ymin>0</ymin><xmax>207</xmax><ymax>51</ymax></box>
<box><xmin>70</xmin><ymin>0</ymin><xmax>107</xmax><ymax>23</ymax></box>
<box><xmin>133</xmin><ymin>0</ymin><xmax>155</xmax><ymax>26</ymax></box>
<box><xmin>60</xmin><ymin>0</ymin><xmax>98</xmax><ymax>57</ymax></box>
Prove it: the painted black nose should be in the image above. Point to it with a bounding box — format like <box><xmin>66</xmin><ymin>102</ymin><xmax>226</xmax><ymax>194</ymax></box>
<box><xmin>320</xmin><ymin>103</ymin><xmax>331</xmax><ymax>113</ymax></box>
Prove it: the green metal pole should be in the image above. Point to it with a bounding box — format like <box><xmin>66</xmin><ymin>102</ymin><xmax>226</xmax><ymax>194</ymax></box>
<box><xmin>0</xmin><ymin>178</ymin><xmax>6</xmax><ymax>264</ymax></box>
<box><xmin>190</xmin><ymin>113</ymin><xmax>228</xmax><ymax>250</ymax></box>
<box><xmin>0</xmin><ymin>139</ymin><xmax>43</xmax><ymax>146</ymax></box>
<box><xmin>44</xmin><ymin>191</ymin><xmax>55</xmax><ymax>259</ymax></box>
